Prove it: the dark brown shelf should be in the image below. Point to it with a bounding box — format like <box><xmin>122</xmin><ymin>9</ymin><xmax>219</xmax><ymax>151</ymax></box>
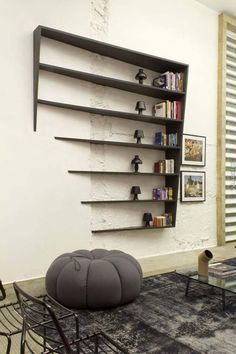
<box><xmin>82</xmin><ymin>199</ymin><xmax>176</xmax><ymax>204</ymax></box>
<box><xmin>38</xmin><ymin>99</ymin><xmax>183</xmax><ymax>126</ymax></box>
<box><xmin>55</xmin><ymin>137</ymin><xmax>180</xmax><ymax>151</ymax></box>
<box><xmin>40</xmin><ymin>63</ymin><xmax>185</xmax><ymax>100</ymax></box>
<box><xmin>92</xmin><ymin>225</ymin><xmax>174</xmax><ymax>233</ymax></box>
<box><xmin>68</xmin><ymin>170</ymin><xmax>178</xmax><ymax>176</ymax></box>
<box><xmin>39</xmin><ymin>26</ymin><xmax>187</xmax><ymax>72</ymax></box>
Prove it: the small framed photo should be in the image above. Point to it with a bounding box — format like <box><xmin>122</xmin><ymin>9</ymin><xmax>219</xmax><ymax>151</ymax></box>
<box><xmin>181</xmin><ymin>171</ymin><xmax>206</xmax><ymax>202</ymax></box>
<box><xmin>182</xmin><ymin>134</ymin><xmax>206</xmax><ymax>166</ymax></box>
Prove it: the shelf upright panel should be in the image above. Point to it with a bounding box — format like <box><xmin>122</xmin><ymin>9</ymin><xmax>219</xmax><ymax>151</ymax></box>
<box><xmin>33</xmin><ymin>26</ymin><xmax>42</xmax><ymax>131</ymax></box>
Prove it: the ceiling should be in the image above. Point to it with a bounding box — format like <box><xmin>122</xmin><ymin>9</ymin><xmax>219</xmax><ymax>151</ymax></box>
<box><xmin>196</xmin><ymin>0</ymin><xmax>236</xmax><ymax>17</ymax></box>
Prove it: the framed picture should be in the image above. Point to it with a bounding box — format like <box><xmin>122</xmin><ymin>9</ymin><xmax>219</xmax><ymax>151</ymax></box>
<box><xmin>181</xmin><ymin>171</ymin><xmax>206</xmax><ymax>202</ymax></box>
<box><xmin>182</xmin><ymin>134</ymin><xmax>206</xmax><ymax>166</ymax></box>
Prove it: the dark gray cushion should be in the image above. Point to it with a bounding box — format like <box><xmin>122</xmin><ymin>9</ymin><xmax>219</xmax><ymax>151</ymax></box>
<box><xmin>45</xmin><ymin>249</ymin><xmax>143</xmax><ymax>309</ymax></box>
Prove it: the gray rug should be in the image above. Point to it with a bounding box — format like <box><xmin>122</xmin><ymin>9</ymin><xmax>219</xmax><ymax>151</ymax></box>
<box><xmin>76</xmin><ymin>264</ymin><xmax>236</xmax><ymax>354</ymax></box>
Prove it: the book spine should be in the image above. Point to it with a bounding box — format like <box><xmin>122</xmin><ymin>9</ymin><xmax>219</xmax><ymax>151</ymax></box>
<box><xmin>176</xmin><ymin>101</ymin><xmax>182</xmax><ymax>120</ymax></box>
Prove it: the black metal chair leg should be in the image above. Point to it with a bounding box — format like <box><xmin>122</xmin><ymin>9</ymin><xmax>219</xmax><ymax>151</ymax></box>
<box><xmin>95</xmin><ymin>334</ymin><xmax>99</xmax><ymax>354</ymax></box>
<box><xmin>185</xmin><ymin>278</ymin><xmax>191</xmax><ymax>296</ymax></box>
<box><xmin>0</xmin><ymin>280</ymin><xmax>6</xmax><ymax>301</ymax></box>
<box><xmin>20</xmin><ymin>322</ymin><xmax>26</xmax><ymax>354</ymax></box>
<box><xmin>222</xmin><ymin>289</ymin><xmax>226</xmax><ymax>311</ymax></box>
<box><xmin>5</xmin><ymin>335</ymin><xmax>12</xmax><ymax>354</ymax></box>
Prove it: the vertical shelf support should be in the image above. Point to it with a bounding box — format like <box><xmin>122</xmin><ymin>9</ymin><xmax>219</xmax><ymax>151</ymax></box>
<box><xmin>33</xmin><ymin>26</ymin><xmax>42</xmax><ymax>132</ymax></box>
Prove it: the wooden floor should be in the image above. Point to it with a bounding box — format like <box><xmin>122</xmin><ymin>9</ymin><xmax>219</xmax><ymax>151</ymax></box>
<box><xmin>139</xmin><ymin>241</ymin><xmax>236</xmax><ymax>277</ymax></box>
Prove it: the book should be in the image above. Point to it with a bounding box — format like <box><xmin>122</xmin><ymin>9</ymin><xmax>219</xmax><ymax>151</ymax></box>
<box><xmin>153</xmin><ymin>71</ymin><xmax>184</xmax><ymax>91</ymax></box>
<box><xmin>208</xmin><ymin>263</ymin><xmax>236</xmax><ymax>278</ymax></box>
<box><xmin>153</xmin><ymin>102</ymin><xmax>167</xmax><ymax>117</ymax></box>
<box><xmin>152</xmin><ymin>187</ymin><xmax>172</xmax><ymax>201</ymax></box>
<box><xmin>153</xmin><ymin>100</ymin><xmax>181</xmax><ymax>120</ymax></box>
<box><xmin>153</xmin><ymin>213</ymin><xmax>172</xmax><ymax>227</ymax></box>
<box><xmin>153</xmin><ymin>72</ymin><xmax>171</xmax><ymax>89</ymax></box>
<box><xmin>154</xmin><ymin>159</ymin><xmax>175</xmax><ymax>174</ymax></box>
<box><xmin>155</xmin><ymin>132</ymin><xmax>177</xmax><ymax>147</ymax></box>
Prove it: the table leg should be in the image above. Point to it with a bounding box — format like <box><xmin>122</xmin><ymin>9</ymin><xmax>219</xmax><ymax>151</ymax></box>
<box><xmin>222</xmin><ymin>289</ymin><xmax>226</xmax><ymax>311</ymax></box>
<box><xmin>185</xmin><ymin>278</ymin><xmax>191</xmax><ymax>297</ymax></box>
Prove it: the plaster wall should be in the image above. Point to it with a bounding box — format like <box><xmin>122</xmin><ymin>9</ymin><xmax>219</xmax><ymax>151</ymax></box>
<box><xmin>0</xmin><ymin>0</ymin><xmax>218</xmax><ymax>282</ymax></box>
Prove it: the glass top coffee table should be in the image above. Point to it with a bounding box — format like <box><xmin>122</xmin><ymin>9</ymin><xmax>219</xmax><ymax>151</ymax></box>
<box><xmin>176</xmin><ymin>267</ymin><xmax>236</xmax><ymax>310</ymax></box>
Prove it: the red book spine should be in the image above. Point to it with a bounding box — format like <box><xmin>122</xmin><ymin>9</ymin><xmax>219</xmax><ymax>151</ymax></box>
<box><xmin>176</xmin><ymin>101</ymin><xmax>182</xmax><ymax>120</ymax></box>
<box><xmin>154</xmin><ymin>162</ymin><xmax>160</xmax><ymax>173</ymax></box>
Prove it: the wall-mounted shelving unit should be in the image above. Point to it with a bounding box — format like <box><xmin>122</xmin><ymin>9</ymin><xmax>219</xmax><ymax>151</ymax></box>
<box><xmin>81</xmin><ymin>199</ymin><xmax>177</xmax><ymax>204</ymax></box>
<box><xmin>68</xmin><ymin>171</ymin><xmax>179</xmax><ymax>176</ymax></box>
<box><xmin>33</xmin><ymin>25</ymin><xmax>188</xmax><ymax>233</ymax></box>
<box><xmin>54</xmin><ymin>136</ymin><xmax>181</xmax><ymax>151</ymax></box>
<box><xmin>92</xmin><ymin>225</ymin><xmax>174</xmax><ymax>234</ymax></box>
<box><xmin>38</xmin><ymin>99</ymin><xmax>184</xmax><ymax>126</ymax></box>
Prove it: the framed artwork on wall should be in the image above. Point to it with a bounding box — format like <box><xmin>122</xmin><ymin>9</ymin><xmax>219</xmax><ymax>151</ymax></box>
<box><xmin>181</xmin><ymin>171</ymin><xmax>206</xmax><ymax>202</ymax></box>
<box><xmin>182</xmin><ymin>134</ymin><xmax>206</xmax><ymax>166</ymax></box>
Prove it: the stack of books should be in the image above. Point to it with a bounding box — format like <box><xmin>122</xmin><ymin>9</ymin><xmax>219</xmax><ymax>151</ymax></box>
<box><xmin>152</xmin><ymin>187</ymin><xmax>173</xmax><ymax>201</ymax></box>
<box><xmin>153</xmin><ymin>213</ymin><xmax>172</xmax><ymax>227</ymax></box>
<box><xmin>153</xmin><ymin>71</ymin><xmax>184</xmax><ymax>91</ymax></box>
<box><xmin>208</xmin><ymin>263</ymin><xmax>236</xmax><ymax>278</ymax></box>
<box><xmin>154</xmin><ymin>159</ymin><xmax>175</xmax><ymax>174</ymax></box>
<box><xmin>153</xmin><ymin>101</ymin><xmax>182</xmax><ymax>120</ymax></box>
<box><xmin>155</xmin><ymin>132</ymin><xmax>177</xmax><ymax>147</ymax></box>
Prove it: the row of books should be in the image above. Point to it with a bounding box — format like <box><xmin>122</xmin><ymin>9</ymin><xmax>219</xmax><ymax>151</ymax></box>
<box><xmin>155</xmin><ymin>132</ymin><xmax>177</xmax><ymax>147</ymax></box>
<box><xmin>208</xmin><ymin>263</ymin><xmax>236</xmax><ymax>279</ymax></box>
<box><xmin>154</xmin><ymin>159</ymin><xmax>175</xmax><ymax>174</ymax></box>
<box><xmin>153</xmin><ymin>101</ymin><xmax>182</xmax><ymax>120</ymax></box>
<box><xmin>152</xmin><ymin>187</ymin><xmax>173</xmax><ymax>201</ymax></box>
<box><xmin>153</xmin><ymin>71</ymin><xmax>184</xmax><ymax>91</ymax></box>
<box><xmin>153</xmin><ymin>213</ymin><xmax>172</xmax><ymax>227</ymax></box>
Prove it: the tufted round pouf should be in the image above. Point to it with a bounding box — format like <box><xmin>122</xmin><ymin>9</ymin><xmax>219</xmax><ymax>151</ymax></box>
<box><xmin>45</xmin><ymin>249</ymin><xmax>143</xmax><ymax>309</ymax></box>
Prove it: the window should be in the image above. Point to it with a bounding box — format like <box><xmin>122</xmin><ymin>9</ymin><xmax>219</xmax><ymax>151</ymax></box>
<box><xmin>218</xmin><ymin>14</ymin><xmax>236</xmax><ymax>244</ymax></box>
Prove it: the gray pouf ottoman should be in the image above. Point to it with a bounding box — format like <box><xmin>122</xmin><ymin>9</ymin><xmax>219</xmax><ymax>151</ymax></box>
<box><xmin>46</xmin><ymin>249</ymin><xmax>143</xmax><ymax>309</ymax></box>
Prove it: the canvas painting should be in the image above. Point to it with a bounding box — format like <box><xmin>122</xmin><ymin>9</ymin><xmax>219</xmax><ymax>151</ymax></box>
<box><xmin>181</xmin><ymin>171</ymin><xmax>206</xmax><ymax>202</ymax></box>
<box><xmin>182</xmin><ymin>134</ymin><xmax>206</xmax><ymax>166</ymax></box>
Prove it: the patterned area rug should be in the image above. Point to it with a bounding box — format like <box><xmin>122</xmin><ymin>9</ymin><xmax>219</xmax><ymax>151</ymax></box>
<box><xmin>76</xmin><ymin>260</ymin><xmax>236</xmax><ymax>354</ymax></box>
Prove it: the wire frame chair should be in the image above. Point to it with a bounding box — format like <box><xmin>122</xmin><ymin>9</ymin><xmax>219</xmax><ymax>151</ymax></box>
<box><xmin>0</xmin><ymin>280</ymin><xmax>6</xmax><ymax>301</ymax></box>
<box><xmin>13</xmin><ymin>282</ymin><xmax>128</xmax><ymax>354</ymax></box>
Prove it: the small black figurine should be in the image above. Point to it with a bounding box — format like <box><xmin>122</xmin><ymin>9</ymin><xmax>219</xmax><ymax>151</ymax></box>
<box><xmin>143</xmin><ymin>213</ymin><xmax>153</xmax><ymax>227</ymax></box>
<box><xmin>135</xmin><ymin>101</ymin><xmax>146</xmax><ymax>115</ymax></box>
<box><xmin>131</xmin><ymin>155</ymin><xmax>143</xmax><ymax>172</ymax></box>
<box><xmin>135</xmin><ymin>68</ymin><xmax>147</xmax><ymax>84</ymax></box>
<box><xmin>131</xmin><ymin>186</ymin><xmax>141</xmax><ymax>200</ymax></box>
<box><xmin>134</xmin><ymin>129</ymin><xmax>144</xmax><ymax>144</ymax></box>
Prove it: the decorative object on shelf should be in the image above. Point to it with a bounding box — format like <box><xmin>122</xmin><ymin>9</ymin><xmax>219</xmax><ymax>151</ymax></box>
<box><xmin>153</xmin><ymin>71</ymin><xmax>184</xmax><ymax>91</ymax></box>
<box><xmin>131</xmin><ymin>186</ymin><xmax>141</xmax><ymax>200</ymax></box>
<box><xmin>134</xmin><ymin>129</ymin><xmax>144</xmax><ymax>144</ymax></box>
<box><xmin>135</xmin><ymin>101</ymin><xmax>146</xmax><ymax>115</ymax></box>
<box><xmin>181</xmin><ymin>171</ymin><xmax>206</xmax><ymax>202</ymax></box>
<box><xmin>143</xmin><ymin>213</ymin><xmax>153</xmax><ymax>227</ymax></box>
<box><xmin>198</xmin><ymin>250</ymin><xmax>213</xmax><ymax>277</ymax></box>
<box><xmin>182</xmin><ymin>134</ymin><xmax>206</xmax><ymax>166</ymax></box>
<box><xmin>135</xmin><ymin>68</ymin><xmax>147</xmax><ymax>84</ymax></box>
<box><xmin>131</xmin><ymin>155</ymin><xmax>143</xmax><ymax>172</ymax></box>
